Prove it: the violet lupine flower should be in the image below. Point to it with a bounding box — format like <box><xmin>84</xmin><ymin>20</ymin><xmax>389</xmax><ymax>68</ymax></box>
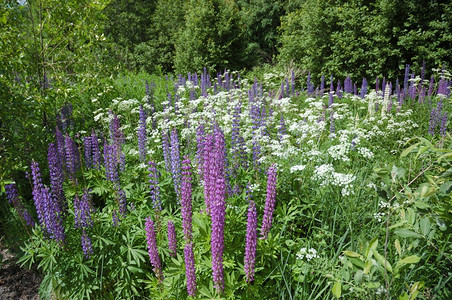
<box><xmin>329</xmin><ymin>111</ymin><xmax>335</xmax><ymax>134</ymax></box>
<box><xmin>344</xmin><ymin>76</ymin><xmax>352</xmax><ymax>94</ymax></box>
<box><xmin>244</xmin><ymin>200</ymin><xmax>257</xmax><ymax>283</ymax></box>
<box><xmin>104</xmin><ymin>143</ymin><xmax>119</xmax><ymax>186</ymax></box>
<box><xmin>336</xmin><ymin>81</ymin><xmax>342</xmax><ymax>98</ymax></box>
<box><xmin>375</xmin><ymin>77</ymin><xmax>380</xmax><ymax>92</ymax></box>
<box><xmin>202</xmin><ymin>134</ymin><xmax>214</xmax><ymax>214</ymax></box>
<box><xmin>119</xmin><ymin>152</ymin><xmax>126</xmax><ymax>173</ymax></box>
<box><xmin>360</xmin><ymin>78</ymin><xmax>367</xmax><ymax>98</ymax></box>
<box><xmin>109</xmin><ymin>110</ymin><xmax>125</xmax><ymax>146</ymax></box>
<box><xmin>81</xmin><ymin>229</ymin><xmax>93</xmax><ymax>259</ymax></box>
<box><xmin>184</xmin><ymin>242</ymin><xmax>197</xmax><ymax>297</ymax></box>
<box><xmin>84</xmin><ymin>136</ymin><xmax>93</xmax><ymax>169</ymax></box>
<box><xmin>181</xmin><ymin>157</ymin><xmax>193</xmax><ymax>241</ymax></box>
<box><xmin>162</xmin><ymin>130</ymin><xmax>172</xmax><ymax>173</ymax></box>
<box><xmin>112</xmin><ymin>210</ymin><xmax>119</xmax><ymax>227</ymax></box>
<box><xmin>48</xmin><ymin>143</ymin><xmax>66</xmax><ymax>211</ymax></box>
<box><xmin>260</xmin><ymin>164</ymin><xmax>278</xmax><ymax>240</ymax></box>
<box><xmin>31</xmin><ymin>161</ymin><xmax>65</xmax><ymax>243</ymax></box>
<box><xmin>409</xmin><ymin>73</ymin><xmax>416</xmax><ymax>99</ymax></box>
<box><xmin>170</xmin><ymin>128</ymin><xmax>182</xmax><ymax>198</ymax></box>
<box><xmin>65</xmin><ymin>134</ymin><xmax>78</xmax><ymax>180</ymax></box>
<box><xmin>5</xmin><ymin>184</ymin><xmax>35</xmax><ymax>227</ymax></box>
<box><xmin>438</xmin><ymin>76</ymin><xmax>448</xmax><ymax>97</ymax></box>
<box><xmin>167</xmin><ymin>221</ymin><xmax>177</xmax><ymax>257</ymax></box>
<box><xmin>117</xmin><ymin>188</ymin><xmax>127</xmax><ymax>218</ymax></box>
<box><xmin>428</xmin><ymin>108</ymin><xmax>438</xmax><ymax>135</ymax></box>
<box><xmin>210</xmin><ymin>127</ymin><xmax>227</xmax><ymax>293</ymax></box>
<box><xmin>403</xmin><ymin>64</ymin><xmax>410</xmax><ymax>98</ymax></box>
<box><xmin>74</xmin><ymin>189</ymin><xmax>93</xmax><ymax>229</ymax></box>
<box><xmin>328</xmin><ymin>92</ymin><xmax>334</xmax><ymax>108</ymax></box>
<box><xmin>138</xmin><ymin>104</ymin><xmax>147</xmax><ymax>162</ymax></box>
<box><xmin>148</xmin><ymin>160</ymin><xmax>162</xmax><ymax>211</ymax></box>
<box><xmin>320</xmin><ymin>74</ymin><xmax>325</xmax><ymax>94</ymax></box>
<box><xmin>307</xmin><ymin>73</ymin><xmax>314</xmax><ymax>95</ymax></box>
<box><xmin>145</xmin><ymin>217</ymin><xmax>163</xmax><ymax>282</ymax></box>
<box><xmin>91</xmin><ymin>130</ymin><xmax>102</xmax><ymax>169</ymax></box>
<box><xmin>440</xmin><ymin>112</ymin><xmax>448</xmax><ymax>137</ymax></box>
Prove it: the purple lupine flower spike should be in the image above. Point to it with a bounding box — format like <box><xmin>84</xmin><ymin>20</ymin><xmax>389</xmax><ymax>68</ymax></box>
<box><xmin>167</xmin><ymin>221</ymin><xmax>177</xmax><ymax>257</ymax></box>
<box><xmin>5</xmin><ymin>184</ymin><xmax>35</xmax><ymax>227</ymax></box>
<box><xmin>148</xmin><ymin>160</ymin><xmax>162</xmax><ymax>211</ymax></box>
<box><xmin>31</xmin><ymin>161</ymin><xmax>65</xmax><ymax>243</ymax></box>
<box><xmin>181</xmin><ymin>157</ymin><xmax>193</xmax><ymax>240</ymax></box>
<box><xmin>184</xmin><ymin>242</ymin><xmax>197</xmax><ymax>296</ymax></box>
<box><xmin>440</xmin><ymin>112</ymin><xmax>448</xmax><ymax>137</ymax></box>
<box><xmin>145</xmin><ymin>217</ymin><xmax>163</xmax><ymax>282</ymax></box>
<box><xmin>244</xmin><ymin>200</ymin><xmax>257</xmax><ymax>283</ymax></box>
<box><xmin>91</xmin><ymin>130</ymin><xmax>102</xmax><ymax>169</ymax></box>
<box><xmin>48</xmin><ymin>143</ymin><xmax>66</xmax><ymax>211</ymax></box>
<box><xmin>210</xmin><ymin>126</ymin><xmax>227</xmax><ymax>293</ymax></box>
<box><xmin>138</xmin><ymin>104</ymin><xmax>147</xmax><ymax>162</ymax></box>
<box><xmin>81</xmin><ymin>229</ymin><xmax>93</xmax><ymax>258</ymax></box>
<box><xmin>84</xmin><ymin>136</ymin><xmax>93</xmax><ymax>169</ymax></box>
<box><xmin>170</xmin><ymin>128</ymin><xmax>182</xmax><ymax>198</ymax></box>
<box><xmin>260</xmin><ymin>164</ymin><xmax>278</xmax><ymax>239</ymax></box>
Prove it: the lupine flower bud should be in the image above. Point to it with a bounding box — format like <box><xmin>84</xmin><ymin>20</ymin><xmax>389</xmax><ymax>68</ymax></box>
<box><xmin>261</xmin><ymin>164</ymin><xmax>278</xmax><ymax>239</ymax></box>
<box><xmin>81</xmin><ymin>229</ymin><xmax>93</xmax><ymax>258</ymax></box>
<box><xmin>145</xmin><ymin>217</ymin><xmax>163</xmax><ymax>282</ymax></box>
<box><xmin>244</xmin><ymin>200</ymin><xmax>257</xmax><ymax>283</ymax></box>
<box><xmin>138</xmin><ymin>104</ymin><xmax>147</xmax><ymax>162</ymax></box>
<box><xmin>184</xmin><ymin>242</ymin><xmax>197</xmax><ymax>297</ymax></box>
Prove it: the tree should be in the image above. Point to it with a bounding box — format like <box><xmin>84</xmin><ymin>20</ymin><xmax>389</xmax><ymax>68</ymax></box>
<box><xmin>174</xmin><ymin>0</ymin><xmax>253</xmax><ymax>74</ymax></box>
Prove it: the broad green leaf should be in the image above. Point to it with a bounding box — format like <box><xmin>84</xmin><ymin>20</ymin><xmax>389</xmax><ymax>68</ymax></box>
<box><xmin>419</xmin><ymin>217</ymin><xmax>431</xmax><ymax>236</ymax></box>
<box><xmin>395</xmin><ymin>255</ymin><xmax>420</xmax><ymax>271</ymax></box>
<box><xmin>372</xmin><ymin>249</ymin><xmax>393</xmax><ymax>273</ymax></box>
<box><xmin>332</xmin><ymin>281</ymin><xmax>341</xmax><ymax>298</ymax></box>
<box><xmin>364</xmin><ymin>259</ymin><xmax>372</xmax><ymax>274</ymax></box>
<box><xmin>394</xmin><ymin>229</ymin><xmax>422</xmax><ymax>238</ymax></box>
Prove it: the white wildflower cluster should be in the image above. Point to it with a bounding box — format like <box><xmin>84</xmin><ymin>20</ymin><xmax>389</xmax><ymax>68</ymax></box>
<box><xmin>296</xmin><ymin>248</ymin><xmax>319</xmax><ymax>261</ymax></box>
<box><xmin>290</xmin><ymin>165</ymin><xmax>306</xmax><ymax>173</ymax></box>
<box><xmin>312</xmin><ymin>164</ymin><xmax>356</xmax><ymax>196</ymax></box>
<box><xmin>357</xmin><ymin>147</ymin><xmax>374</xmax><ymax>159</ymax></box>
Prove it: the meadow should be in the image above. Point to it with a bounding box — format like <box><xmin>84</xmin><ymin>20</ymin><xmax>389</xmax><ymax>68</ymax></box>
<box><xmin>2</xmin><ymin>64</ymin><xmax>450</xmax><ymax>299</ymax></box>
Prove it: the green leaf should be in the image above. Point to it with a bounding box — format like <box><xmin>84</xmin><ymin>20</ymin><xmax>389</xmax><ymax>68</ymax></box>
<box><xmin>400</xmin><ymin>142</ymin><xmax>420</xmax><ymax>158</ymax></box>
<box><xmin>395</xmin><ymin>239</ymin><xmax>402</xmax><ymax>257</ymax></box>
<box><xmin>332</xmin><ymin>281</ymin><xmax>341</xmax><ymax>298</ymax></box>
<box><xmin>343</xmin><ymin>250</ymin><xmax>362</xmax><ymax>258</ymax></box>
<box><xmin>394</xmin><ymin>229</ymin><xmax>422</xmax><ymax>238</ymax></box>
<box><xmin>395</xmin><ymin>255</ymin><xmax>420</xmax><ymax>271</ymax></box>
<box><xmin>419</xmin><ymin>217</ymin><xmax>431</xmax><ymax>236</ymax></box>
<box><xmin>372</xmin><ymin>249</ymin><xmax>393</xmax><ymax>273</ymax></box>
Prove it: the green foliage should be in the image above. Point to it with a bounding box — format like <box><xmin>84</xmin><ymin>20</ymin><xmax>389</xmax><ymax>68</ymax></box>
<box><xmin>174</xmin><ymin>0</ymin><xmax>253</xmax><ymax>74</ymax></box>
<box><xmin>279</xmin><ymin>0</ymin><xmax>452</xmax><ymax>81</ymax></box>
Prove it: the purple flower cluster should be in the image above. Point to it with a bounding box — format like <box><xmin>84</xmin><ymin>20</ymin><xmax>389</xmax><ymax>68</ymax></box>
<box><xmin>5</xmin><ymin>184</ymin><xmax>35</xmax><ymax>227</ymax></box>
<box><xmin>81</xmin><ymin>229</ymin><xmax>93</xmax><ymax>259</ymax></box>
<box><xmin>244</xmin><ymin>200</ymin><xmax>257</xmax><ymax>283</ymax></box>
<box><xmin>260</xmin><ymin>164</ymin><xmax>278</xmax><ymax>239</ymax></box>
<box><xmin>145</xmin><ymin>217</ymin><xmax>163</xmax><ymax>282</ymax></box>
<box><xmin>167</xmin><ymin>220</ymin><xmax>177</xmax><ymax>257</ymax></box>
<box><xmin>104</xmin><ymin>143</ymin><xmax>119</xmax><ymax>185</ymax></box>
<box><xmin>162</xmin><ymin>130</ymin><xmax>172</xmax><ymax>173</ymax></box>
<box><xmin>184</xmin><ymin>242</ymin><xmax>197</xmax><ymax>297</ymax></box>
<box><xmin>181</xmin><ymin>157</ymin><xmax>197</xmax><ymax>295</ymax></box>
<box><xmin>148</xmin><ymin>160</ymin><xmax>162</xmax><ymax>211</ymax></box>
<box><xmin>360</xmin><ymin>78</ymin><xmax>367</xmax><ymax>99</ymax></box>
<box><xmin>138</xmin><ymin>104</ymin><xmax>147</xmax><ymax>162</ymax></box>
<box><xmin>181</xmin><ymin>157</ymin><xmax>194</xmax><ymax>240</ymax></box>
<box><xmin>209</xmin><ymin>127</ymin><xmax>227</xmax><ymax>292</ymax></box>
<box><xmin>31</xmin><ymin>161</ymin><xmax>65</xmax><ymax>244</ymax></box>
<box><xmin>64</xmin><ymin>134</ymin><xmax>80</xmax><ymax>180</ymax></box>
<box><xmin>344</xmin><ymin>76</ymin><xmax>353</xmax><ymax>94</ymax></box>
<box><xmin>170</xmin><ymin>129</ymin><xmax>182</xmax><ymax>198</ymax></box>
<box><xmin>74</xmin><ymin>189</ymin><xmax>93</xmax><ymax>229</ymax></box>
<box><xmin>48</xmin><ymin>143</ymin><xmax>66</xmax><ymax>211</ymax></box>
<box><xmin>429</xmin><ymin>100</ymin><xmax>446</xmax><ymax>136</ymax></box>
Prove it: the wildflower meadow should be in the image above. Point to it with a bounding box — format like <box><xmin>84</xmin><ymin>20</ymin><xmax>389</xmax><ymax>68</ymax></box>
<box><xmin>2</xmin><ymin>64</ymin><xmax>451</xmax><ymax>299</ymax></box>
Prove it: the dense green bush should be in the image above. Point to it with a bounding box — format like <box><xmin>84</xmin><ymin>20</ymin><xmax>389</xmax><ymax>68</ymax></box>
<box><xmin>279</xmin><ymin>0</ymin><xmax>452</xmax><ymax>81</ymax></box>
